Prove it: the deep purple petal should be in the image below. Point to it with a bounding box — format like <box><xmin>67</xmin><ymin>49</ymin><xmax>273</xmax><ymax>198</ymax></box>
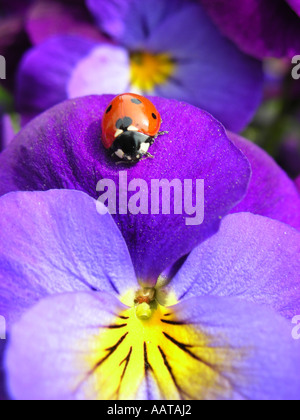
<box><xmin>230</xmin><ymin>132</ymin><xmax>300</xmax><ymax>230</ymax></box>
<box><xmin>0</xmin><ymin>95</ymin><xmax>251</xmax><ymax>284</ymax></box>
<box><xmin>5</xmin><ymin>292</ymin><xmax>131</xmax><ymax>400</ymax></box>
<box><xmin>25</xmin><ymin>0</ymin><xmax>105</xmax><ymax>45</ymax></box>
<box><xmin>198</xmin><ymin>0</ymin><xmax>300</xmax><ymax>59</ymax></box>
<box><xmin>0</xmin><ymin>190</ymin><xmax>137</xmax><ymax>327</ymax></box>
<box><xmin>170</xmin><ymin>296</ymin><xmax>300</xmax><ymax>400</ymax></box>
<box><xmin>169</xmin><ymin>213</ymin><xmax>300</xmax><ymax>320</ymax></box>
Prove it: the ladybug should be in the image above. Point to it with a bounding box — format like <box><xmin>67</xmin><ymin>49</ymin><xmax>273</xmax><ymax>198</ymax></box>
<box><xmin>102</xmin><ymin>93</ymin><xmax>166</xmax><ymax>163</ymax></box>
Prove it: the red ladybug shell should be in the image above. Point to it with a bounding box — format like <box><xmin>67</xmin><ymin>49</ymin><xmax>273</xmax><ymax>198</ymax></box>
<box><xmin>101</xmin><ymin>93</ymin><xmax>162</xmax><ymax>149</ymax></box>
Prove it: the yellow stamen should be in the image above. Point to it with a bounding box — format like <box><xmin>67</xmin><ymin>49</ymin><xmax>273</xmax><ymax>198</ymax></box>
<box><xmin>130</xmin><ymin>51</ymin><xmax>176</xmax><ymax>93</ymax></box>
<box><xmin>136</xmin><ymin>302</ymin><xmax>152</xmax><ymax>320</ymax></box>
<box><xmin>83</xmin><ymin>299</ymin><xmax>239</xmax><ymax>400</ymax></box>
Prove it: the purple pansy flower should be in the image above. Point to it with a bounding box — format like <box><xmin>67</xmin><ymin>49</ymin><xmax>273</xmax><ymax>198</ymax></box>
<box><xmin>0</xmin><ymin>189</ymin><xmax>300</xmax><ymax>400</ymax></box>
<box><xmin>16</xmin><ymin>0</ymin><xmax>263</xmax><ymax>132</ymax></box>
<box><xmin>0</xmin><ymin>95</ymin><xmax>253</xmax><ymax>400</ymax></box>
<box><xmin>1</xmin><ymin>95</ymin><xmax>300</xmax><ymax>233</ymax></box>
<box><xmin>198</xmin><ymin>0</ymin><xmax>300</xmax><ymax>59</ymax></box>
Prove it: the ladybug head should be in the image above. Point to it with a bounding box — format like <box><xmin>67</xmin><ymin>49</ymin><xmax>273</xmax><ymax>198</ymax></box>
<box><xmin>112</xmin><ymin>130</ymin><xmax>151</xmax><ymax>162</ymax></box>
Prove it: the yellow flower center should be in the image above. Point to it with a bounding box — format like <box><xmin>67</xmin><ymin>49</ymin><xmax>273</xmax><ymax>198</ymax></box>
<box><xmin>82</xmin><ymin>287</ymin><xmax>239</xmax><ymax>400</ymax></box>
<box><xmin>130</xmin><ymin>51</ymin><xmax>176</xmax><ymax>93</ymax></box>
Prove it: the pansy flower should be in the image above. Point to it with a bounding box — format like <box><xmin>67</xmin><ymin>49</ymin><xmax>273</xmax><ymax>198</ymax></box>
<box><xmin>198</xmin><ymin>0</ymin><xmax>300</xmax><ymax>59</ymax></box>
<box><xmin>0</xmin><ymin>94</ymin><xmax>253</xmax><ymax>399</ymax></box>
<box><xmin>16</xmin><ymin>0</ymin><xmax>263</xmax><ymax>132</ymax></box>
<box><xmin>0</xmin><ymin>95</ymin><xmax>300</xmax><ymax>400</ymax></box>
<box><xmin>1</xmin><ymin>189</ymin><xmax>300</xmax><ymax>400</ymax></box>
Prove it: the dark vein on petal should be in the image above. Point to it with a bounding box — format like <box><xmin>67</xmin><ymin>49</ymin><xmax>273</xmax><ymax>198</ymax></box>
<box><xmin>158</xmin><ymin>346</ymin><xmax>185</xmax><ymax>400</ymax></box>
<box><xmin>72</xmin><ymin>333</ymin><xmax>129</xmax><ymax>396</ymax></box>
<box><xmin>161</xmin><ymin>319</ymin><xmax>187</xmax><ymax>326</ymax></box>
<box><xmin>144</xmin><ymin>343</ymin><xmax>166</xmax><ymax>400</ymax></box>
<box><xmin>116</xmin><ymin>346</ymin><xmax>133</xmax><ymax>399</ymax></box>
<box><xmin>163</xmin><ymin>333</ymin><xmax>249</xmax><ymax>400</ymax></box>
<box><xmin>163</xmin><ymin>332</ymin><xmax>197</xmax><ymax>353</ymax></box>
<box><xmin>163</xmin><ymin>330</ymin><xmax>229</xmax><ymax>376</ymax></box>
<box><xmin>178</xmin><ymin>287</ymin><xmax>192</xmax><ymax>301</ymax></box>
<box><xmin>144</xmin><ymin>342</ymin><xmax>153</xmax><ymax>374</ymax></box>
<box><xmin>89</xmin><ymin>332</ymin><xmax>129</xmax><ymax>375</ymax></box>
<box><xmin>106</xmin><ymin>277</ymin><xmax>120</xmax><ymax>295</ymax></box>
<box><xmin>144</xmin><ymin>342</ymin><xmax>154</xmax><ymax>400</ymax></box>
<box><xmin>103</xmin><ymin>324</ymin><xmax>128</xmax><ymax>329</ymax></box>
<box><xmin>141</xmin><ymin>14</ymin><xmax>151</xmax><ymax>38</ymax></box>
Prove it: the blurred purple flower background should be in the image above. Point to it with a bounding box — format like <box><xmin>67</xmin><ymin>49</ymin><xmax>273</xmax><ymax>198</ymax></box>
<box><xmin>197</xmin><ymin>0</ymin><xmax>300</xmax><ymax>59</ymax></box>
<box><xmin>0</xmin><ymin>0</ymin><xmax>300</xmax><ymax>401</ymax></box>
<box><xmin>14</xmin><ymin>0</ymin><xmax>263</xmax><ymax>131</ymax></box>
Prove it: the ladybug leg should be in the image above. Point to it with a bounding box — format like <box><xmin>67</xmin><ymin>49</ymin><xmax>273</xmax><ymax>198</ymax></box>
<box><xmin>154</xmin><ymin>131</ymin><xmax>168</xmax><ymax>139</ymax></box>
<box><xmin>139</xmin><ymin>152</ymin><xmax>154</xmax><ymax>162</ymax></box>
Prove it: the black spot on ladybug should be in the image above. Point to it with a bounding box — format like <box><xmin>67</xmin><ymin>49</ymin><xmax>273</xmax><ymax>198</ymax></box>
<box><xmin>116</xmin><ymin>117</ymin><xmax>133</xmax><ymax>130</ymax></box>
<box><xmin>106</xmin><ymin>105</ymin><xmax>112</xmax><ymax>114</ymax></box>
<box><xmin>152</xmin><ymin>113</ymin><xmax>157</xmax><ymax>120</ymax></box>
<box><xmin>131</xmin><ymin>98</ymin><xmax>142</xmax><ymax>105</ymax></box>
